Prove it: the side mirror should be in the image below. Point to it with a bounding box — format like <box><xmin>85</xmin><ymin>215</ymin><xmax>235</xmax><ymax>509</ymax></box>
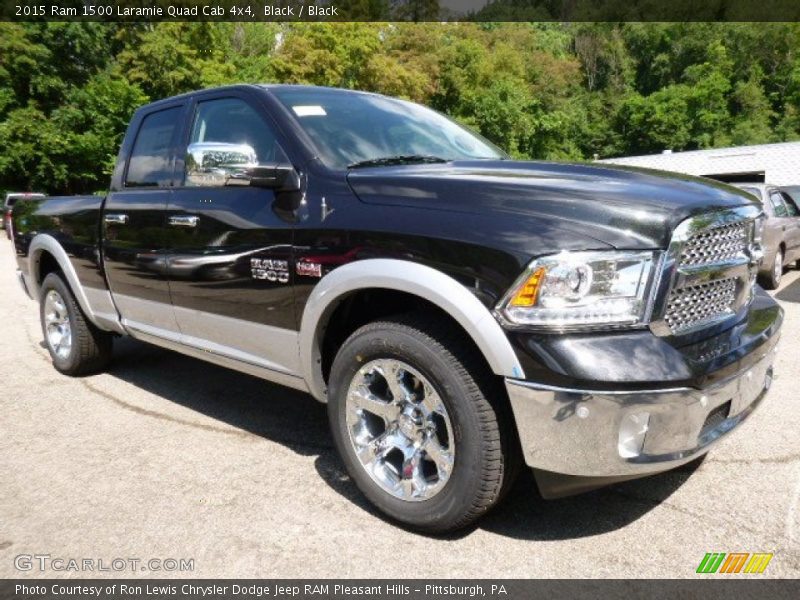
<box><xmin>232</xmin><ymin>163</ymin><xmax>301</xmax><ymax>192</ymax></box>
<box><xmin>185</xmin><ymin>142</ymin><xmax>300</xmax><ymax>192</ymax></box>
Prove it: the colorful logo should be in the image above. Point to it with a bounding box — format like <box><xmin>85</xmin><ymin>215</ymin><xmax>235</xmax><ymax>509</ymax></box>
<box><xmin>696</xmin><ymin>552</ymin><xmax>773</xmax><ymax>574</ymax></box>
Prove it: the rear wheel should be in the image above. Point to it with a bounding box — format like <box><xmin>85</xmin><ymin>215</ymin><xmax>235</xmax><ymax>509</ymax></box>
<box><xmin>327</xmin><ymin>315</ymin><xmax>519</xmax><ymax>533</ymax></box>
<box><xmin>40</xmin><ymin>272</ymin><xmax>113</xmax><ymax>376</ymax></box>
<box><xmin>761</xmin><ymin>247</ymin><xmax>783</xmax><ymax>290</ymax></box>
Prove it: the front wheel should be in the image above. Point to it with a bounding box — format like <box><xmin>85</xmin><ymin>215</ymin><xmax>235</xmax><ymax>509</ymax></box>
<box><xmin>40</xmin><ymin>272</ymin><xmax>113</xmax><ymax>376</ymax></box>
<box><xmin>327</xmin><ymin>315</ymin><xmax>519</xmax><ymax>533</ymax></box>
<box><xmin>760</xmin><ymin>247</ymin><xmax>783</xmax><ymax>290</ymax></box>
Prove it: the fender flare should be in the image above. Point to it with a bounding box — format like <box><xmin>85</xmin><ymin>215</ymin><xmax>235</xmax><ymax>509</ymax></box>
<box><xmin>27</xmin><ymin>234</ymin><xmax>124</xmax><ymax>334</ymax></box>
<box><xmin>298</xmin><ymin>258</ymin><xmax>525</xmax><ymax>401</ymax></box>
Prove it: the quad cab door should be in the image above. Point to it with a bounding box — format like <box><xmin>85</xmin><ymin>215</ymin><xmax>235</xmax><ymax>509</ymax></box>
<box><xmin>778</xmin><ymin>190</ymin><xmax>800</xmax><ymax>262</ymax></box>
<box><xmin>768</xmin><ymin>189</ymin><xmax>800</xmax><ymax>264</ymax></box>
<box><xmin>103</xmin><ymin>102</ymin><xmax>186</xmax><ymax>334</ymax></box>
<box><xmin>166</xmin><ymin>91</ymin><xmax>301</xmax><ymax>378</ymax></box>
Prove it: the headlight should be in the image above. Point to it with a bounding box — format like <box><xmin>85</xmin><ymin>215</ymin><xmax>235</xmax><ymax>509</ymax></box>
<box><xmin>495</xmin><ymin>250</ymin><xmax>659</xmax><ymax>330</ymax></box>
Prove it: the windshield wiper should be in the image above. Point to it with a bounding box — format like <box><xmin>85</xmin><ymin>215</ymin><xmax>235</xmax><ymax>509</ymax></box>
<box><xmin>347</xmin><ymin>155</ymin><xmax>449</xmax><ymax>169</ymax></box>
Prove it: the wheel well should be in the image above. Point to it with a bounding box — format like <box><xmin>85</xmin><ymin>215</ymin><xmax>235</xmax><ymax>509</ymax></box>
<box><xmin>36</xmin><ymin>250</ymin><xmax>61</xmax><ymax>284</ymax></box>
<box><xmin>319</xmin><ymin>288</ymin><xmax>497</xmax><ymax>386</ymax></box>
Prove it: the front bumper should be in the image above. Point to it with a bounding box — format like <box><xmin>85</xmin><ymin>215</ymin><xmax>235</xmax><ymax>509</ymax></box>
<box><xmin>506</xmin><ymin>320</ymin><xmax>780</xmax><ymax>479</ymax></box>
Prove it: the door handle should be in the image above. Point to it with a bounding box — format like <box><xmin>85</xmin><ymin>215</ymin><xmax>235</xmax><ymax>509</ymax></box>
<box><xmin>168</xmin><ymin>215</ymin><xmax>200</xmax><ymax>228</ymax></box>
<box><xmin>104</xmin><ymin>214</ymin><xmax>129</xmax><ymax>225</ymax></box>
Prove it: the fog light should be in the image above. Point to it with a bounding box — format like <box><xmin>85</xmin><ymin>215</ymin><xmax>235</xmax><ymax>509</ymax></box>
<box><xmin>618</xmin><ymin>412</ymin><xmax>650</xmax><ymax>458</ymax></box>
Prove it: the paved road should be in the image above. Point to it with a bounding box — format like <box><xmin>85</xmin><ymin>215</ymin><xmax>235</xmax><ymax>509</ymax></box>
<box><xmin>1</xmin><ymin>241</ymin><xmax>798</xmax><ymax>579</ymax></box>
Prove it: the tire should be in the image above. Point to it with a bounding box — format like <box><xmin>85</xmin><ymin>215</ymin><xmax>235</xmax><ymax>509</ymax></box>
<box><xmin>760</xmin><ymin>247</ymin><xmax>783</xmax><ymax>290</ymax></box>
<box><xmin>39</xmin><ymin>272</ymin><xmax>113</xmax><ymax>376</ymax></box>
<box><xmin>327</xmin><ymin>314</ymin><xmax>520</xmax><ymax>533</ymax></box>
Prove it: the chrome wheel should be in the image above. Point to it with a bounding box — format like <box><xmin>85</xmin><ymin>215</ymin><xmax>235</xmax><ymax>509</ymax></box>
<box><xmin>44</xmin><ymin>290</ymin><xmax>72</xmax><ymax>360</ymax></box>
<box><xmin>774</xmin><ymin>249</ymin><xmax>783</xmax><ymax>285</ymax></box>
<box><xmin>345</xmin><ymin>359</ymin><xmax>455</xmax><ymax>502</ymax></box>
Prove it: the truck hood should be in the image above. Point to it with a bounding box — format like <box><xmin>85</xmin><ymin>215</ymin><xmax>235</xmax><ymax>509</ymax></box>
<box><xmin>346</xmin><ymin>160</ymin><xmax>760</xmax><ymax>248</ymax></box>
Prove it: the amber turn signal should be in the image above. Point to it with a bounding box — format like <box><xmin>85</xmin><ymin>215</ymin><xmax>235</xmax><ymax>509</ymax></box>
<box><xmin>509</xmin><ymin>267</ymin><xmax>546</xmax><ymax>307</ymax></box>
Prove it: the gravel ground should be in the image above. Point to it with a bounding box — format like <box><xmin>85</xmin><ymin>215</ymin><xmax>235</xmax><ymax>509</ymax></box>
<box><xmin>0</xmin><ymin>240</ymin><xmax>798</xmax><ymax>579</ymax></box>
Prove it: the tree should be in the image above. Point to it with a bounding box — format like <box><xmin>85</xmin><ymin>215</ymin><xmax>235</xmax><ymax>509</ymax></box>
<box><xmin>116</xmin><ymin>23</ymin><xmax>206</xmax><ymax>98</ymax></box>
<box><xmin>0</xmin><ymin>105</ymin><xmax>67</xmax><ymax>192</ymax></box>
<box><xmin>269</xmin><ymin>24</ymin><xmax>383</xmax><ymax>88</ymax></box>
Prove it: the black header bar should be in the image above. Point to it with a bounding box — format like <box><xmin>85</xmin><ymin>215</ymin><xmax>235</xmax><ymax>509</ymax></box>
<box><xmin>3</xmin><ymin>1</ymin><xmax>800</xmax><ymax>22</ymax></box>
<box><xmin>4</xmin><ymin>579</ymin><xmax>800</xmax><ymax>600</ymax></box>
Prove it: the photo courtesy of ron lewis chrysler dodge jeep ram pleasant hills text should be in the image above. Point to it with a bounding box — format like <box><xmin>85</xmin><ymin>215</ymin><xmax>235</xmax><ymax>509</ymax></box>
<box><xmin>10</xmin><ymin>85</ymin><xmax>782</xmax><ymax>533</ymax></box>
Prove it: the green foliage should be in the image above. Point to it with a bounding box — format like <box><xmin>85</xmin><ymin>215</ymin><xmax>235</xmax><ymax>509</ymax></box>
<box><xmin>117</xmin><ymin>23</ymin><xmax>204</xmax><ymax>98</ymax></box>
<box><xmin>53</xmin><ymin>72</ymin><xmax>149</xmax><ymax>191</ymax></box>
<box><xmin>271</xmin><ymin>24</ymin><xmax>385</xmax><ymax>88</ymax></box>
<box><xmin>2</xmin><ymin>21</ymin><xmax>800</xmax><ymax>194</ymax></box>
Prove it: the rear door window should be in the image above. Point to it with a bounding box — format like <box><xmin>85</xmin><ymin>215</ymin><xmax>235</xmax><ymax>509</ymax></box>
<box><xmin>126</xmin><ymin>107</ymin><xmax>181</xmax><ymax>187</ymax></box>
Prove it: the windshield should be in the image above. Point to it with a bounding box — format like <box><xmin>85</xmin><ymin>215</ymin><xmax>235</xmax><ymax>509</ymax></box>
<box><xmin>270</xmin><ymin>87</ymin><xmax>505</xmax><ymax>169</ymax></box>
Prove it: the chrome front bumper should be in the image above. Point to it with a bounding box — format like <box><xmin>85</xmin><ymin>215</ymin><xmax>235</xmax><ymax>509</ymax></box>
<box><xmin>506</xmin><ymin>338</ymin><xmax>778</xmax><ymax>478</ymax></box>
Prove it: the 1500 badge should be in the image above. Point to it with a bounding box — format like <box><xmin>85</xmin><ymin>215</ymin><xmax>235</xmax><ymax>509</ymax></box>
<box><xmin>251</xmin><ymin>258</ymin><xmax>289</xmax><ymax>283</ymax></box>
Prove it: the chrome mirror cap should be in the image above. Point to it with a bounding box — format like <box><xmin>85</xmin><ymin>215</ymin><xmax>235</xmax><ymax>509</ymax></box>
<box><xmin>185</xmin><ymin>142</ymin><xmax>300</xmax><ymax>191</ymax></box>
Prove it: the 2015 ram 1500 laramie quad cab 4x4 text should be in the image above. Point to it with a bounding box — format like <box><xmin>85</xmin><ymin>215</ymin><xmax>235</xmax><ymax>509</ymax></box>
<box><xmin>11</xmin><ymin>85</ymin><xmax>782</xmax><ymax>533</ymax></box>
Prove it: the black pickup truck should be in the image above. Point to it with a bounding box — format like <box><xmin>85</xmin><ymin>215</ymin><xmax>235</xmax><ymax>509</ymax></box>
<box><xmin>11</xmin><ymin>84</ymin><xmax>783</xmax><ymax>532</ymax></box>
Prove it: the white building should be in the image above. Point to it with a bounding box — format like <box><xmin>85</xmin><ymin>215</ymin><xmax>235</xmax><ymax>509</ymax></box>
<box><xmin>599</xmin><ymin>141</ymin><xmax>800</xmax><ymax>185</ymax></box>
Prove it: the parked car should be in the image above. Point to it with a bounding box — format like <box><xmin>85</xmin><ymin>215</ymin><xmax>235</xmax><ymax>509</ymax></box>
<box><xmin>11</xmin><ymin>85</ymin><xmax>782</xmax><ymax>533</ymax></box>
<box><xmin>733</xmin><ymin>183</ymin><xmax>800</xmax><ymax>288</ymax></box>
<box><xmin>3</xmin><ymin>193</ymin><xmax>46</xmax><ymax>239</ymax></box>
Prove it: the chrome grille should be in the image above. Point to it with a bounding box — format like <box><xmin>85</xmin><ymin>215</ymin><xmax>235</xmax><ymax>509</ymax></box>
<box><xmin>664</xmin><ymin>278</ymin><xmax>737</xmax><ymax>332</ymax></box>
<box><xmin>679</xmin><ymin>221</ymin><xmax>750</xmax><ymax>266</ymax></box>
<box><xmin>655</xmin><ymin>207</ymin><xmax>759</xmax><ymax>336</ymax></box>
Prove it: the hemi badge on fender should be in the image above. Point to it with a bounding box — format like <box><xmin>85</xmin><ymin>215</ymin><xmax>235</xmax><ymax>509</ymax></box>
<box><xmin>296</xmin><ymin>261</ymin><xmax>323</xmax><ymax>278</ymax></box>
